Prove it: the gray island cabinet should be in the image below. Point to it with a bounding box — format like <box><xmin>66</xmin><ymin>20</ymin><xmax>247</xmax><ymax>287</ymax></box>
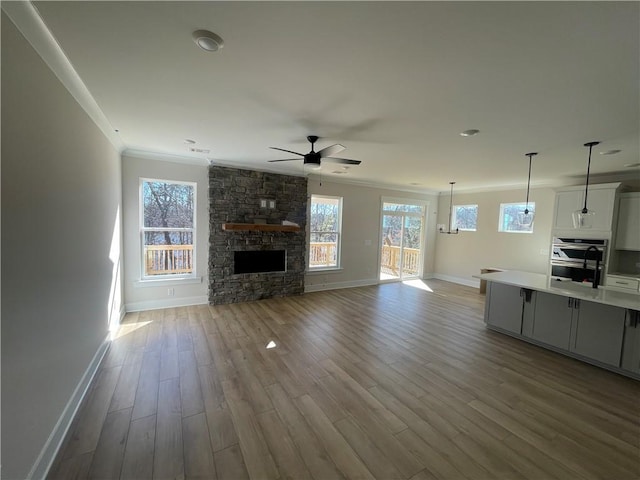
<box><xmin>481</xmin><ymin>270</ymin><xmax>640</xmax><ymax>378</ymax></box>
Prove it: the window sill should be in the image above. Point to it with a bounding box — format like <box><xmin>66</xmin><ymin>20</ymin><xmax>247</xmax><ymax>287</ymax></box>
<box><xmin>306</xmin><ymin>267</ymin><xmax>344</xmax><ymax>275</ymax></box>
<box><xmin>135</xmin><ymin>276</ymin><xmax>203</xmax><ymax>288</ymax></box>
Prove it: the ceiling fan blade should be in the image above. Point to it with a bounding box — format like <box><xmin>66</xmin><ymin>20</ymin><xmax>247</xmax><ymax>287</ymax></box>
<box><xmin>324</xmin><ymin>157</ymin><xmax>362</xmax><ymax>165</ymax></box>
<box><xmin>270</xmin><ymin>147</ymin><xmax>305</xmax><ymax>156</ymax></box>
<box><xmin>268</xmin><ymin>158</ymin><xmax>302</xmax><ymax>163</ymax></box>
<box><xmin>317</xmin><ymin>143</ymin><xmax>345</xmax><ymax>158</ymax></box>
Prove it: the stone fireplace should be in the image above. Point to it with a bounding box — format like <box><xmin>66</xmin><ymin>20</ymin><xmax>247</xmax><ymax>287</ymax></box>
<box><xmin>208</xmin><ymin>166</ymin><xmax>307</xmax><ymax>305</ymax></box>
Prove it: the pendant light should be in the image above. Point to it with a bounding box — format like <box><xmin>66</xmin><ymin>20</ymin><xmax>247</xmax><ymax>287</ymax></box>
<box><xmin>572</xmin><ymin>141</ymin><xmax>600</xmax><ymax>229</ymax></box>
<box><xmin>517</xmin><ymin>152</ymin><xmax>537</xmax><ymax>227</ymax></box>
<box><xmin>439</xmin><ymin>182</ymin><xmax>459</xmax><ymax>234</ymax></box>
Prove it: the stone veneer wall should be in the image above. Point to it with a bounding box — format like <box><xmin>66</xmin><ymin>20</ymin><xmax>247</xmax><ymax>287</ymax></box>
<box><xmin>208</xmin><ymin>166</ymin><xmax>307</xmax><ymax>304</ymax></box>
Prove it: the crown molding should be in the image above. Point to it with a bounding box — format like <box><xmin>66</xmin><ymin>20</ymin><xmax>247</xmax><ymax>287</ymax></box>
<box><xmin>306</xmin><ymin>173</ymin><xmax>441</xmax><ymax>196</ymax></box>
<box><xmin>2</xmin><ymin>1</ymin><xmax>124</xmax><ymax>153</ymax></box>
<box><xmin>123</xmin><ymin>148</ymin><xmax>209</xmax><ymax>166</ymax></box>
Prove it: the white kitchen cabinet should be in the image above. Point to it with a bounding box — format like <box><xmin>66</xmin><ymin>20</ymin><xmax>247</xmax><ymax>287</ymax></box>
<box><xmin>553</xmin><ymin>190</ymin><xmax>583</xmax><ymax>230</ymax></box>
<box><xmin>615</xmin><ymin>193</ymin><xmax>640</xmax><ymax>251</ymax></box>
<box><xmin>606</xmin><ymin>274</ymin><xmax>640</xmax><ymax>293</ymax></box>
<box><xmin>552</xmin><ymin>183</ymin><xmax>621</xmax><ymax>234</ymax></box>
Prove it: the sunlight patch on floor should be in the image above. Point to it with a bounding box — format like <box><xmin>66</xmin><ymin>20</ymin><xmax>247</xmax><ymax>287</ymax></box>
<box><xmin>402</xmin><ymin>279</ymin><xmax>434</xmax><ymax>292</ymax></box>
<box><xmin>112</xmin><ymin>320</ymin><xmax>152</xmax><ymax>340</ymax></box>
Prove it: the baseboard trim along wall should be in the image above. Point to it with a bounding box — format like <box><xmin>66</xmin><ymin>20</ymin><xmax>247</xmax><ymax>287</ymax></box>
<box><xmin>433</xmin><ymin>273</ymin><xmax>481</xmax><ymax>289</ymax></box>
<box><xmin>305</xmin><ymin>278</ymin><xmax>379</xmax><ymax>293</ymax></box>
<box><xmin>125</xmin><ymin>295</ymin><xmax>209</xmax><ymax>312</ymax></box>
<box><xmin>28</xmin><ymin>336</ymin><xmax>111</xmax><ymax>480</ymax></box>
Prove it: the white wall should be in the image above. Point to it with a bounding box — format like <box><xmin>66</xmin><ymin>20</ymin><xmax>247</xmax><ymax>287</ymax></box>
<box><xmin>1</xmin><ymin>13</ymin><xmax>123</xmax><ymax>479</ymax></box>
<box><xmin>434</xmin><ymin>187</ymin><xmax>555</xmax><ymax>286</ymax></box>
<box><xmin>122</xmin><ymin>154</ymin><xmax>209</xmax><ymax>311</ymax></box>
<box><xmin>305</xmin><ymin>178</ymin><xmax>439</xmax><ymax>291</ymax></box>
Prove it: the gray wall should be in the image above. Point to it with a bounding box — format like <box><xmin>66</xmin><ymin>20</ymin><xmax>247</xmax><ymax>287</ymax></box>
<box><xmin>122</xmin><ymin>153</ymin><xmax>209</xmax><ymax>311</ymax></box>
<box><xmin>1</xmin><ymin>13</ymin><xmax>123</xmax><ymax>479</ymax></box>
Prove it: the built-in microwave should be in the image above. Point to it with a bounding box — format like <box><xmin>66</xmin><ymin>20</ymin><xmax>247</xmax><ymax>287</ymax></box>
<box><xmin>550</xmin><ymin>237</ymin><xmax>607</xmax><ymax>286</ymax></box>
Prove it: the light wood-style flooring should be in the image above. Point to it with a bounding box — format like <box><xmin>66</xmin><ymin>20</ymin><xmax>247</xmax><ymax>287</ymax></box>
<box><xmin>49</xmin><ymin>280</ymin><xmax>640</xmax><ymax>479</ymax></box>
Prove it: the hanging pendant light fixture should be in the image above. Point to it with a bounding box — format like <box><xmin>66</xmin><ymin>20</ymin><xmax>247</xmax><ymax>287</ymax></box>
<box><xmin>517</xmin><ymin>152</ymin><xmax>537</xmax><ymax>227</ymax></box>
<box><xmin>439</xmin><ymin>182</ymin><xmax>459</xmax><ymax>234</ymax></box>
<box><xmin>572</xmin><ymin>141</ymin><xmax>600</xmax><ymax>229</ymax></box>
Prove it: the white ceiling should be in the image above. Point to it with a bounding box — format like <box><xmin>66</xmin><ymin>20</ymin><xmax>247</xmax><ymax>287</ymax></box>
<box><xmin>14</xmin><ymin>1</ymin><xmax>640</xmax><ymax>192</ymax></box>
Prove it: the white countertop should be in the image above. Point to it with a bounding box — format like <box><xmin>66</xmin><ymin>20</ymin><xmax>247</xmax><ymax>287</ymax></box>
<box><xmin>477</xmin><ymin>270</ymin><xmax>640</xmax><ymax>310</ymax></box>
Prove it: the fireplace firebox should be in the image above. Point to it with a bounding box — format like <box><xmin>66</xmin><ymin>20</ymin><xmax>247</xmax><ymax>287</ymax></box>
<box><xmin>234</xmin><ymin>250</ymin><xmax>286</xmax><ymax>274</ymax></box>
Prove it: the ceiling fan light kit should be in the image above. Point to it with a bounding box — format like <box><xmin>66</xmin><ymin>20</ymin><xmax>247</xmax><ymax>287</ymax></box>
<box><xmin>268</xmin><ymin>135</ymin><xmax>362</xmax><ymax>171</ymax></box>
<box><xmin>573</xmin><ymin>141</ymin><xmax>600</xmax><ymax>229</ymax></box>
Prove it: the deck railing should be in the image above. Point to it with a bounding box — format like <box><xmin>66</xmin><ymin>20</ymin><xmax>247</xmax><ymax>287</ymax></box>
<box><xmin>310</xmin><ymin>242</ymin><xmax>420</xmax><ymax>275</ymax></box>
<box><xmin>380</xmin><ymin>245</ymin><xmax>420</xmax><ymax>276</ymax></box>
<box><xmin>144</xmin><ymin>244</ymin><xmax>194</xmax><ymax>275</ymax></box>
<box><xmin>309</xmin><ymin>242</ymin><xmax>338</xmax><ymax>267</ymax></box>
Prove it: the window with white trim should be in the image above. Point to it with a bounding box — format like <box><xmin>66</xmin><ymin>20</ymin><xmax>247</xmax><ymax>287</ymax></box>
<box><xmin>141</xmin><ymin>179</ymin><xmax>196</xmax><ymax>278</ymax></box>
<box><xmin>499</xmin><ymin>202</ymin><xmax>535</xmax><ymax>233</ymax></box>
<box><xmin>309</xmin><ymin>195</ymin><xmax>342</xmax><ymax>270</ymax></box>
<box><xmin>452</xmin><ymin>204</ymin><xmax>478</xmax><ymax>231</ymax></box>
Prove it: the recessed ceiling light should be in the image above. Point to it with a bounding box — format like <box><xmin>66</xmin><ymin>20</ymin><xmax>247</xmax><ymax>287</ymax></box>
<box><xmin>624</xmin><ymin>163</ymin><xmax>640</xmax><ymax>168</ymax></box>
<box><xmin>192</xmin><ymin>30</ymin><xmax>224</xmax><ymax>52</ymax></box>
<box><xmin>184</xmin><ymin>139</ymin><xmax>196</xmax><ymax>144</ymax></box>
<box><xmin>600</xmin><ymin>149</ymin><xmax>621</xmax><ymax>155</ymax></box>
<box><xmin>460</xmin><ymin>129</ymin><xmax>480</xmax><ymax>137</ymax></box>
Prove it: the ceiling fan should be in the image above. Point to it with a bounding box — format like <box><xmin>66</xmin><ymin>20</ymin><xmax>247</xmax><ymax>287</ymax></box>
<box><xmin>268</xmin><ymin>135</ymin><xmax>362</xmax><ymax>169</ymax></box>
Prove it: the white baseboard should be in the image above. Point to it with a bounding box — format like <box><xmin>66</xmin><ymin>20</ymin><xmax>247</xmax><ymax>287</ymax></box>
<box><xmin>125</xmin><ymin>295</ymin><xmax>208</xmax><ymax>312</ymax></box>
<box><xmin>432</xmin><ymin>273</ymin><xmax>480</xmax><ymax>288</ymax></box>
<box><xmin>305</xmin><ymin>278</ymin><xmax>379</xmax><ymax>293</ymax></box>
<box><xmin>28</xmin><ymin>336</ymin><xmax>111</xmax><ymax>480</ymax></box>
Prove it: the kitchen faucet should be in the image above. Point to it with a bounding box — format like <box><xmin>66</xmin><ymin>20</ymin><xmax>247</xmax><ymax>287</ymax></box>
<box><xmin>583</xmin><ymin>245</ymin><xmax>601</xmax><ymax>289</ymax></box>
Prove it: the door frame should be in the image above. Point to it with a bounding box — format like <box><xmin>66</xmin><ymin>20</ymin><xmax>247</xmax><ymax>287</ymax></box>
<box><xmin>378</xmin><ymin>197</ymin><xmax>429</xmax><ymax>283</ymax></box>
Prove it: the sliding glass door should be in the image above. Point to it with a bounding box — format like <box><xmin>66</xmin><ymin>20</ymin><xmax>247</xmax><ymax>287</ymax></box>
<box><xmin>380</xmin><ymin>200</ymin><xmax>426</xmax><ymax>281</ymax></box>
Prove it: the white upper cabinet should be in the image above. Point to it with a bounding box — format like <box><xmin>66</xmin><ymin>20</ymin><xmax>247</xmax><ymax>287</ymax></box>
<box><xmin>615</xmin><ymin>192</ymin><xmax>640</xmax><ymax>251</ymax></box>
<box><xmin>552</xmin><ymin>183</ymin><xmax>621</xmax><ymax>235</ymax></box>
<box><xmin>553</xmin><ymin>190</ymin><xmax>583</xmax><ymax>230</ymax></box>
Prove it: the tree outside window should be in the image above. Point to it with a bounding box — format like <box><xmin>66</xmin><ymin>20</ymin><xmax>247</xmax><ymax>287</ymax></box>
<box><xmin>452</xmin><ymin>204</ymin><xmax>478</xmax><ymax>231</ymax></box>
<box><xmin>499</xmin><ymin>202</ymin><xmax>535</xmax><ymax>233</ymax></box>
<box><xmin>309</xmin><ymin>195</ymin><xmax>342</xmax><ymax>269</ymax></box>
<box><xmin>141</xmin><ymin>179</ymin><xmax>195</xmax><ymax>277</ymax></box>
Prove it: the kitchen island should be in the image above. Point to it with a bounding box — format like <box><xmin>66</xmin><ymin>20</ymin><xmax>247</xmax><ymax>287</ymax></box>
<box><xmin>478</xmin><ymin>270</ymin><xmax>640</xmax><ymax>379</ymax></box>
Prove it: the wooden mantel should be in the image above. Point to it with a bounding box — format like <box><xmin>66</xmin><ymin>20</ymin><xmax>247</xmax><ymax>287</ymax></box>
<box><xmin>222</xmin><ymin>223</ymin><xmax>301</xmax><ymax>232</ymax></box>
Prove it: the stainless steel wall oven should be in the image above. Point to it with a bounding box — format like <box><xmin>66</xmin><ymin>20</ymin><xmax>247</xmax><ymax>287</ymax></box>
<box><xmin>551</xmin><ymin>237</ymin><xmax>607</xmax><ymax>286</ymax></box>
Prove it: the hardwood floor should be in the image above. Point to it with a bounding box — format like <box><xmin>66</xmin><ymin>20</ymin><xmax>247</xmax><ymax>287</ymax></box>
<box><xmin>48</xmin><ymin>280</ymin><xmax>640</xmax><ymax>480</ymax></box>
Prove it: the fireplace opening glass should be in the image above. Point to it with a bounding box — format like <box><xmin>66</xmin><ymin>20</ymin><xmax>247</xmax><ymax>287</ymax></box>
<box><xmin>234</xmin><ymin>250</ymin><xmax>286</xmax><ymax>274</ymax></box>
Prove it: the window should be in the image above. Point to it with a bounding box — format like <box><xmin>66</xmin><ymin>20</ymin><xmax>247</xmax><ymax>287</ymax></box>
<box><xmin>452</xmin><ymin>204</ymin><xmax>478</xmax><ymax>231</ymax></box>
<box><xmin>141</xmin><ymin>179</ymin><xmax>196</xmax><ymax>278</ymax></box>
<box><xmin>499</xmin><ymin>202</ymin><xmax>535</xmax><ymax>233</ymax></box>
<box><xmin>309</xmin><ymin>195</ymin><xmax>342</xmax><ymax>270</ymax></box>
